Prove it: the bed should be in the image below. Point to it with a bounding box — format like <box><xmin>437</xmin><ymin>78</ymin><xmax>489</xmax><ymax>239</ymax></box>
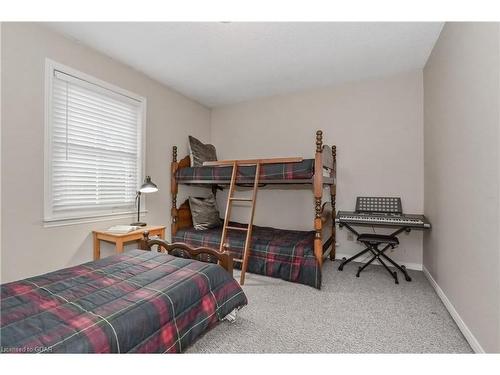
<box><xmin>171</xmin><ymin>130</ymin><xmax>336</xmax><ymax>289</ymax></box>
<box><xmin>174</xmin><ymin>221</ymin><xmax>321</xmax><ymax>289</ymax></box>
<box><xmin>0</xmin><ymin>238</ymin><xmax>247</xmax><ymax>353</ymax></box>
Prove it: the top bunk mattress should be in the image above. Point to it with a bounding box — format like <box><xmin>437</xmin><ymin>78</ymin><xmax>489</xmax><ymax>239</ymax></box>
<box><xmin>176</xmin><ymin>159</ymin><xmax>315</xmax><ymax>183</ymax></box>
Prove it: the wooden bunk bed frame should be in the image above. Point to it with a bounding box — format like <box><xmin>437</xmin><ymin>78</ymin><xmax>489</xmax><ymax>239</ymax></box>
<box><xmin>170</xmin><ymin>130</ymin><xmax>337</xmax><ymax>268</ymax></box>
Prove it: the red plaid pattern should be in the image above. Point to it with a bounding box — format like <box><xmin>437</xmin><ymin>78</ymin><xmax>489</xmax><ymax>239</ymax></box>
<box><xmin>176</xmin><ymin>159</ymin><xmax>315</xmax><ymax>182</ymax></box>
<box><xmin>174</xmin><ymin>223</ymin><xmax>321</xmax><ymax>289</ymax></box>
<box><xmin>1</xmin><ymin>250</ymin><xmax>247</xmax><ymax>353</ymax></box>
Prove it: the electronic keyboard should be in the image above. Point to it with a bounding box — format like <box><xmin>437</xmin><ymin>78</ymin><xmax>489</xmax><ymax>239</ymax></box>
<box><xmin>336</xmin><ymin>211</ymin><xmax>431</xmax><ymax>229</ymax></box>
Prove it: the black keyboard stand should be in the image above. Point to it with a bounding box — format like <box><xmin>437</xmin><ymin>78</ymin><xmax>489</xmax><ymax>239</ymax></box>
<box><xmin>338</xmin><ymin>223</ymin><xmax>412</xmax><ymax>284</ymax></box>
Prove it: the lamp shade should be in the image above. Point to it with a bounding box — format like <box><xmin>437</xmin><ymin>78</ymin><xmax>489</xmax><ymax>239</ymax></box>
<box><xmin>139</xmin><ymin>176</ymin><xmax>158</xmax><ymax>193</ymax></box>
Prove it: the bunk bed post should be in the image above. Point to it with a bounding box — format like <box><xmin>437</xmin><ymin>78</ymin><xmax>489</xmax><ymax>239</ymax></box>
<box><xmin>171</xmin><ymin>146</ymin><xmax>179</xmax><ymax>237</ymax></box>
<box><xmin>314</xmin><ymin>130</ymin><xmax>324</xmax><ymax>267</ymax></box>
<box><xmin>330</xmin><ymin>145</ymin><xmax>336</xmax><ymax>260</ymax></box>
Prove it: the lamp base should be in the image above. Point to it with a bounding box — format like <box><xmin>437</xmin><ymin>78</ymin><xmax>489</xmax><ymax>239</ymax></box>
<box><xmin>131</xmin><ymin>222</ymin><xmax>147</xmax><ymax>227</ymax></box>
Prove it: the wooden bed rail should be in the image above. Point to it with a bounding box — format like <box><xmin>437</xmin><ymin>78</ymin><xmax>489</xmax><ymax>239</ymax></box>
<box><xmin>171</xmin><ymin>146</ymin><xmax>178</xmax><ymax>237</ymax></box>
<box><xmin>171</xmin><ymin>147</ymin><xmax>191</xmax><ymax>237</ymax></box>
<box><xmin>141</xmin><ymin>231</ymin><xmax>234</xmax><ymax>277</ymax></box>
<box><xmin>330</xmin><ymin>145</ymin><xmax>337</xmax><ymax>261</ymax></box>
<box><xmin>313</xmin><ymin>130</ymin><xmax>324</xmax><ymax>267</ymax></box>
<box><xmin>203</xmin><ymin>157</ymin><xmax>303</xmax><ymax>166</ymax></box>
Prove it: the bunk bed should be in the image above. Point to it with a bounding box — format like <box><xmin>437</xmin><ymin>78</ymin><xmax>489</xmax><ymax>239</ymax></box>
<box><xmin>171</xmin><ymin>130</ymin><xmax>337</xmax><ymax>289</ymax></box>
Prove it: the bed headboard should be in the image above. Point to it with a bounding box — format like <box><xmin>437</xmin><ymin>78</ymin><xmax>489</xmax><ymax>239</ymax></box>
<box><xmin>178</xmin><ymin>155</ymin><xmax>190</xmax><ymax>169</ymax></box>
<box><xmin>141</xmin><ymin>231</ymin><xmax>233</xmax><ymax>276</ymax></box>
<box><xmin>177</xmin><ymin>199</ymin><xmax>193</xmax><ymax>231</ymax></box>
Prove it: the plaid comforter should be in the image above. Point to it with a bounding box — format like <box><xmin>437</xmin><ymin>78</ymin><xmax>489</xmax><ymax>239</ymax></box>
<box><xmin>176</xmin><ymin>159</ymin><xmax>315</xmax><ymax>182</ymax></box>
<box><xmin>0</xmin><ymin>250</ymin><xmax>247</xmax><ymax>353</ymax></box>
<box><xmin>174</xmin><ymin>223</ymin><xmax>321</xmax><ymax>289</ymax></box>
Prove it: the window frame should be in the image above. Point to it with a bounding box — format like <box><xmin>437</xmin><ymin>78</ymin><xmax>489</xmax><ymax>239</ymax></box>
<box><xmin>44</xmin><ymin>59</ymin><xmax>147</xmax><ymax>227</ymax></box>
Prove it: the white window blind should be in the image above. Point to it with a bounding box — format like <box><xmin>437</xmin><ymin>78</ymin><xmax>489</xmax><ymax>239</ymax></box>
<box><xmin>45</xmin><ymin>66</ymin><xmax>144</xmax><ymax>223</ymax></box>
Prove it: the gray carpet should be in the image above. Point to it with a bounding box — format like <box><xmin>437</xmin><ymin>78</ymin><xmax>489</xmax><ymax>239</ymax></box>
<box><xmin>187</xmin><ymin>260</ymin><xmax>472</xmax><ymax>353</ymax></box>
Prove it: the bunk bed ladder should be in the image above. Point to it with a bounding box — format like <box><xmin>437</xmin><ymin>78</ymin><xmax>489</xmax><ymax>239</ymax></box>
<box><xmin>219</xmin><ymin>161</ymin><xmax>261</xmax><ymax>285</ymax></box>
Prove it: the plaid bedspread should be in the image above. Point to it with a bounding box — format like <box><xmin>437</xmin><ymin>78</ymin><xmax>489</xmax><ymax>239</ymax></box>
<box><xmin>174</xmin><ymin>223</ymin><xmax>321</xmax><ymax>289</ymax></box>
<box><xmin>0</xmin><ymin>250</ymin><xmax>247</xmax><ymax>353</ymax></box>
<box><xmin>176</xmin><ymin>159</ymin><xmax>315</xmax><ymax>182</ymax></box>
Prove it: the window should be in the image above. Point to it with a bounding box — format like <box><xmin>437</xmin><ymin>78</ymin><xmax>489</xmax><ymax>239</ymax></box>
<box><xmin>44</xmin><ymin>60</ymin><xmax>146</xmax><ymax>225</ymax></box>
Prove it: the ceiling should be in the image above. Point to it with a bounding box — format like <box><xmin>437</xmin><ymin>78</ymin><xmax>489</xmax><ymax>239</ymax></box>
<box><xmin>47</xmin><ymin>22</ymin><xmax>443</xmax><ymax>108</ymax></box>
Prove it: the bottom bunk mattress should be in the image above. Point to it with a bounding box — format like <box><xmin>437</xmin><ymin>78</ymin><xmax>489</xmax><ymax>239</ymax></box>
<box><xmin>173</xmin><ymin>223</ymin><xmax>321</xmax><ymax>289</ymax></box>
<box><xmin>0</xmin><ymin>250</ymin><xmax>247</xmax><ymax>353</ymax></box>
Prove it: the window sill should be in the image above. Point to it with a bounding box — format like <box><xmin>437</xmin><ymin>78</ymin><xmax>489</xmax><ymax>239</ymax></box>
<box><xmin>43</xmin><ymin>210</ymin><xmax>148</xmax><ymax>228</ymax></box>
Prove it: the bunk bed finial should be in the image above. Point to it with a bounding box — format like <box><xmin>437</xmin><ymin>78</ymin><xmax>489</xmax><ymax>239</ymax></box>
<box><xmin>140</xmin><ymin>231</ymin><xmax>150</xmax><ymax>250</ymax></box>
<box><xmin>316</xmin><ymin>130</ymin><xmax>323</xmax><ymax>152</ymax></box>
<box><xmin>172</xmin><ymin>146</ymin><xmax>177</xmax><ymax>162</ymax></box>
<box><xmin>315</xmin><ymin>198</ymin><xmax>322</xmax><ymax>219</ymax></box>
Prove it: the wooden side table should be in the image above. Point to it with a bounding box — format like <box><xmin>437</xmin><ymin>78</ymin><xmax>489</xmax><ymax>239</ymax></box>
<box><xmin>92</xmin><ymin>225</ymin><xmax>166</xmax><ymax>260</ymax></box>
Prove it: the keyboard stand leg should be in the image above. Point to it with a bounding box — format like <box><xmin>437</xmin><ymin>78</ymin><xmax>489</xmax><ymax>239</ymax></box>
<box><xmin>377</xmin><ymin>256</ymin><xmax>399</xmax><ymax>284</ymax></box>
<box><xmin>338</xmin><ymin>247</ymin><xmax>370</xmax><ymax>271</ymax></box>
<box><xmin>356</xmin><ymin>252</ymin><xmax>377</xmax><ymax>277</ymax></box>
<box><xmin>378</xmin><ymin>251</ymin><xmax>412</xmax><ymax>282</ymax></box>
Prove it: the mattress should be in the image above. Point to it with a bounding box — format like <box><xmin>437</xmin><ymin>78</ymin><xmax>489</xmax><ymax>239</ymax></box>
<box><xmin>0</xmin><ymin>250</ymin><xmax>247</xmax><ymax>353</ymax></box>
<box><xmin>174</xmin><ymin>223</ymin><xmax>321</xmax><ymax>289</ymax></box>
<box><xmin>176</xmin><ymin>159</ymin><xmax>315</xmax><ymax>182</ymax></box>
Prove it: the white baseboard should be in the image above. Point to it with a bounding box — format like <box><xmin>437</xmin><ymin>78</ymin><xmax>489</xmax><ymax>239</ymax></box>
<box><xmin>423</xmin><ymin>266</ymin><xmax>484</xmax><ymax>353</ymax></box>
<box><xmin>334</xmin><ymin>252</ymin><xmax>422</xmax><ymax>271</ymax></box>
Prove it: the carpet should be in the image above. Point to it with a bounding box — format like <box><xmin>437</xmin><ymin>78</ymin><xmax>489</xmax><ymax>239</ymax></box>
<box><xmin>187</xmin><ymin>260</ymin><xmax>472</xmax><ymax>353</ymax></box>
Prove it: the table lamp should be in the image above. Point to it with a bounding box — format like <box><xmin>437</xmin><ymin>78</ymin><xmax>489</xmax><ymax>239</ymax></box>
<box><xmin>131</xmin><ymin>176</ymin><xmax>158</xmax><ymax>226</ymax></box>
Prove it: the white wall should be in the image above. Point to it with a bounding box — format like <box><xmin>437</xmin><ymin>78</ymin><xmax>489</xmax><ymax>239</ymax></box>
<box><xmin>423</xmin><ymin>22</ymin><xmax>500</xmax><ymax>353</ymax></box>
<box><xmin>1</xmin><ymin>23</ymin><xmax>211</xmax><ymax>283</ymax></box>
<box><xmin>0</xmin><ymin>22</ymin><xmax>3</xmax><ymax>280</ymax></box>
<box><xmin>210</xmin><ymin>71</ymin><xmax>424</xmax><ymax>266</ymax></box>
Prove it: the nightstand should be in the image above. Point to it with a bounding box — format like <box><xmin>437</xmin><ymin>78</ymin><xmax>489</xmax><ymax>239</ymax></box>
<box><xmin>92</xmin><ymin>225</ymin><xmax>166</xmax><ymax>260</ymax></box>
